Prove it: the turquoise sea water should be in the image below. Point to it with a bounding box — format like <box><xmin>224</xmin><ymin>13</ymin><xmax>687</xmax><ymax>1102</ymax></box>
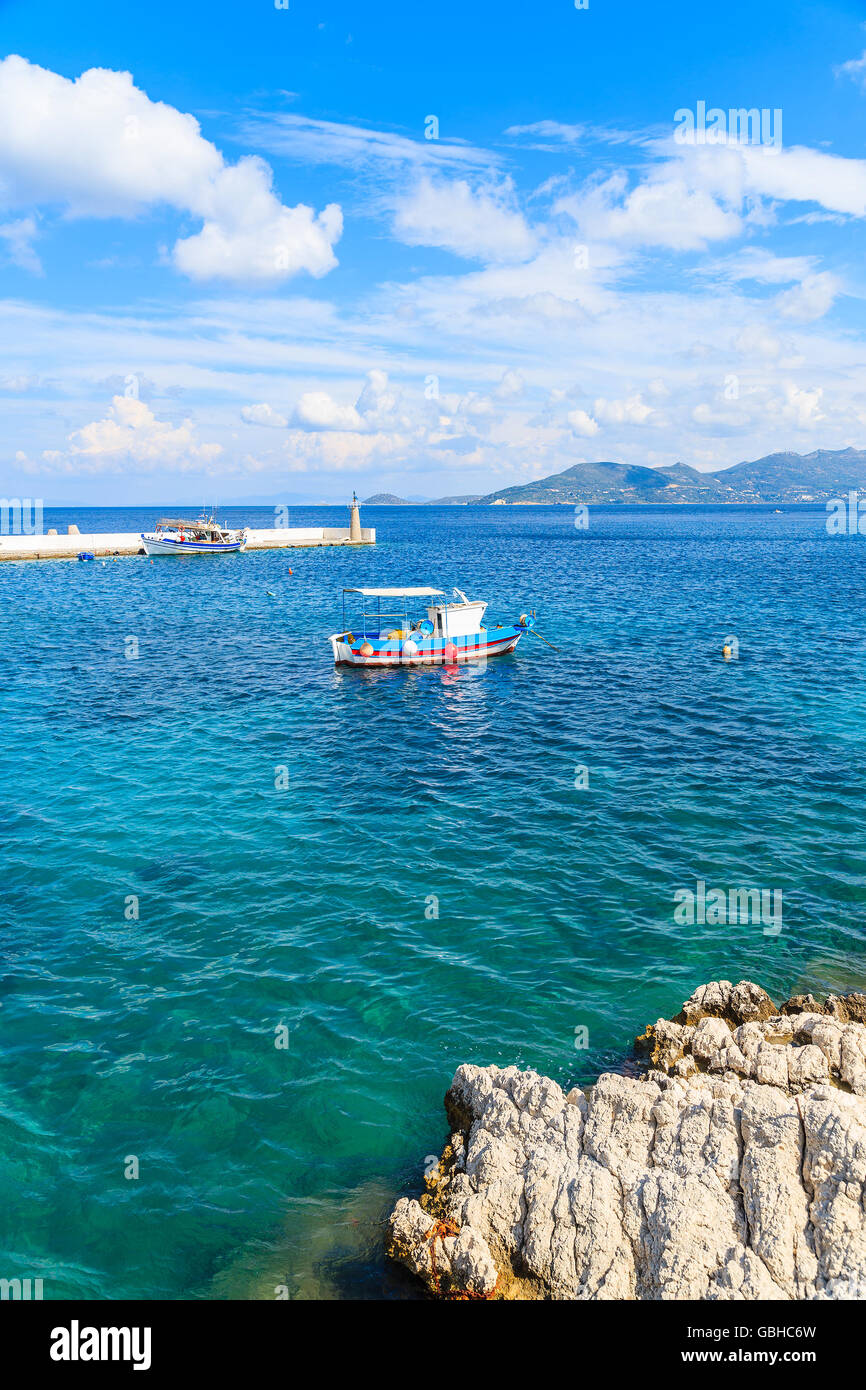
<box><xmin>2</xmin><ymin>502</ymin><xmax>865</xmax><ymax>1299</ymax></box>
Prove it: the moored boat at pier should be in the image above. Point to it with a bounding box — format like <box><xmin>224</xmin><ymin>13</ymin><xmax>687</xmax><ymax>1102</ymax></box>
<box><xmin>141</xmin><ymin>516</ymin><xmax>246</xmax><ymax>555</ymax></box>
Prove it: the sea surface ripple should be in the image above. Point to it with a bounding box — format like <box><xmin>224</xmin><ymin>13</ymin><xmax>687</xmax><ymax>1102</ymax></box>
<box><xmin>1</xmin><ymin>503</ymin><xmax>864</xmax><ymax>1298</ymax></box>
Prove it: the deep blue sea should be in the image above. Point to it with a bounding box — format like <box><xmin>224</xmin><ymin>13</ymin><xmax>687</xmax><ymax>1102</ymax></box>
<box><xmin>2</xmin><ymin>502</ymin><xmax>865</xmax><ymax>1299</ymax></box>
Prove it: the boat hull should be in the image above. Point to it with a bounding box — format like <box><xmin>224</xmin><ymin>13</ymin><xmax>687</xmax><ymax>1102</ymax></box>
<box><xmin>330</xmin><ymin>625</ymin><xmax>524</xmax><ymax>666</ymax></box>
<box><xmin>141</xmin><ymin>534</ymin><xmax>245</xmax><ymax>555</ymax></box>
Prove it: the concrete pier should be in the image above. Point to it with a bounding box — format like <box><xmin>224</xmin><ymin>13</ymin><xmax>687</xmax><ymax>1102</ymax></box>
<box><xmin>0</xmin><ymin>524</ymin><xmax>376</xmax><ymax>562</ymax></box>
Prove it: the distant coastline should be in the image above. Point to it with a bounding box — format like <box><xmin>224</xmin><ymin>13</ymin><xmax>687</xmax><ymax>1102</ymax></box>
<box><xmin>364</xmin><ymin>447</ymin><xmax>866</xmax><ymax>508</ymax></box>
<box><xmin>362</xmin><ymin>498</ymin><xmax>828</xmax><ymax>507</ymax></box>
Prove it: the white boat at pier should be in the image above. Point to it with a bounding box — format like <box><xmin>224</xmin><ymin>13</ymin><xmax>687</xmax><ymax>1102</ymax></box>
<box><xmin>140</xmin><ymin>516</ymin><xmax>246</xmax><ymax>556</ymax></box>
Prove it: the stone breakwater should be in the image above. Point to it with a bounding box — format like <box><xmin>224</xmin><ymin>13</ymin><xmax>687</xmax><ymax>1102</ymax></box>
<box><xmin>0</xmin><ymin>525</ymin><xmax>375</xmax><ymax>562</ymax></box>
<box><xmin>386</xmin><ymin>980</ymin><xmax>866</xmax><ymax>1300</ymax></box>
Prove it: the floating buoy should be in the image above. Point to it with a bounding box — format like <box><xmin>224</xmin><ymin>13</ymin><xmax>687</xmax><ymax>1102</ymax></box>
<box><xmin>359</xmin><ymin>641</ymin><xmax>374</xmax><ymax>658</ymax></box>
<box><xmin>723</xmin><ymin>644</ymin><xmax>733</xmax><ymax>660</ymax></box>
<box><xmin>403</xmin><ymin>637</ymin><xmax>419</xmax><ymax>658</ymax></box>
<box><xmin>443</xmin><ymin>641</ymin><xmax>458</xmax><ymax>664</ymax></box>
<box><xmin>288</xmin><ymin>568</ymin><xmax>293</xmax><ymax>575</ymax></box>
<box><xmin>267</xmin><ymin>591</ymin><xmax>276</xmax><ymax>597</ymax></box>
<box><xmin>77</xmin><ymin>552</ymin><xmax>95</xmax><ymax>562</ymax></box>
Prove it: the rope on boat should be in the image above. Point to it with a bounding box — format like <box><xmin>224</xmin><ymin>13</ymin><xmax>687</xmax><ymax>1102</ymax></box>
<box><xmin>528</xmin><ymin>627</ymin><xmax>560</xmax><ymax>652</ymax></box>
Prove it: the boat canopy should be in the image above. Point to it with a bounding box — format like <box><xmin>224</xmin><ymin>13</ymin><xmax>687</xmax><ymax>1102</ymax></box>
<box><xmin>157</xmin><ymin>518</ymin><xmax>224</xmax><ymax>532</ymax></box>
<box><xmin>343</xmin><ymin>586</ymin><xmax>444</xmax><ymax>598</ymax></box>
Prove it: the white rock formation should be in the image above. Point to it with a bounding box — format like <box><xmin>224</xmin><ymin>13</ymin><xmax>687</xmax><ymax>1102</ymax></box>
<box><xmin>386</xmin><ymin>980</ymin><xmax>866</xmax><ymax>1299</ymax></box>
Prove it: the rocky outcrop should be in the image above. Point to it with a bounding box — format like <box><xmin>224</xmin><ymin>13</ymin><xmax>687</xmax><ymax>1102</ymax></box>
<box><xmin>386</xmin><ymin>979</ymin><xmax>866</xmax><ymax>1299</ymax></box>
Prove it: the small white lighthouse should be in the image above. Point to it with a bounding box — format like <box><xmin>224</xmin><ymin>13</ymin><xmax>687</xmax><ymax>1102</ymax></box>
<box><xmin>349</xmin><ymin>490</ymin><xmax>362</xmax><ymax>542</ymax></box>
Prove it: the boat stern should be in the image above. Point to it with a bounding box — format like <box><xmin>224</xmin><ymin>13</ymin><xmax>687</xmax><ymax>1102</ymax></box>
<box><xmin>330</xmin><ymin>632</ymin><xmax>355</xmax><ymax>663</ymax></box>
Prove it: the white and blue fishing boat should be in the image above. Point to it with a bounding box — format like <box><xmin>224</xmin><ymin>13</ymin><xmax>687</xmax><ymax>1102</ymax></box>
<box><xmin>140</xmin><ymin>516</ymin><xmax>246</xmax><ymax>556</ymax></box>
<box><xmin>329</xmin><ymin>586</ymin><xmax>539</xmax><ymax>666</ymax></box>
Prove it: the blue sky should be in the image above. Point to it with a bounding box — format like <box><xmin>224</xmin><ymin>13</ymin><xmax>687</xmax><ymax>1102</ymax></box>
<box><xmin>1</xmin><ymin>0</ymin><xmax>865</xmax><ymax>502</ymax></box>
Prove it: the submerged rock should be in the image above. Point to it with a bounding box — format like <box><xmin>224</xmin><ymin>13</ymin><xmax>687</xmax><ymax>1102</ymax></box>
<box><xmin>386</xmin><ymin>979</ymin><xmax>866</xmax><ymax>1299</ymax></box>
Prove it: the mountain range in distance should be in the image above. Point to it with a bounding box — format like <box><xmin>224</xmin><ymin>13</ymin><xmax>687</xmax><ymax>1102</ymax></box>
<box><xmin>364</xmin><ymin>448</ymin><xmax>866</xmax><ymax>506</ymax></box>
<box><xmin>360</xmin><ymin>492</ymin><xmax>435</xmax><ymax>505</ymax></box>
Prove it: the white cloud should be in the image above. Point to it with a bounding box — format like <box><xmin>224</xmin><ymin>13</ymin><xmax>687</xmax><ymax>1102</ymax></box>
<box><xmin>173</xmin><ymin>163</ymin><xmax>342</xmax><ymax>283</ymax></box>
<box><xmin>557</xmin><ymin>138</ymin><xmax>866</xmax><ymax>266</ymax></box>
<box><xmin>36</xmin><ymin>395</ymin><xmax>222</xmax><ymax>473</ymax></box>
<box><xmin>673</xmin><ymin>140</ymin><xmax>866</xmax><ymax>219</ymax></box>
<box><xmin>278</xmin><ymin>428</ymin><xmax>408</xmax><ymax>473</ymax></box>
<box><xmin>836</xmin><ymin>50</ymin><xmax>866</xmax><ymax>90</ymax></box>
<box><xmin>504</xmin><ymin>120</ymin><xmax>640</xmax><ymax>150</ymax></box>
<box><xmin>734</xmin><ymin>323</ymin><xmax>782</xmax><ymax>359</ymax></box>
<box><xmin>292</xmin><ymin>391</ymin><xmax>365</xmax><ymax>431</ymax></box>
<box><xmin>1</xmin><ymin>372</ymin><xmax>40</xmax><ymax>391</ymax></box>
<box><xmin>0</xmin><ymin>55</ymin><xmax>341</xmax><ymax>284</ymax></box>
<box><xmin>241</xmin><ymin>402</ymin><xmax>288</xmax><ymax>427</ymax></box>
<box><xmin>775</xmin><ymin>271</ymin><xmax>840</xmax><ymax>322</ymax></box>
<box><xmin>3</xmin><ymin>224</ymin><xmax>864</xmax><ymax>495</ymax></box>
<box><xmin>494</xmin><ymin>369</ymin><xmax>525</xmax><ymax>399</ymax></box>
<box><xmin>237</xmin><ymin>112</ymin><xmax>496</xmax><ymax>172</ymax></box>
<box><xmin>740</xmin><ymin>144</ymin><xmax>866</xmax><ymax>217</ymax></box>
<box><xmin>692</xmin><ymin>402</ymin><xmax>751</xmax><ymax>428</ymax></box>
<box><xmin>691</xmin><ymin>381</ymin><xmax>827</xmax><ymax>435</ymax></box>
<box><xmin>505</xmin><ymin>120</ymin><xmax>584</xmax><ymax>145</ymax></box>
<box><xmin>593</xmin><ymin>393</ymin><xmax>655</xmax><ymax>424</ymax></box>
<box><xmin>291</xmin><ymin>369</ymin><xmax>406</xmax><ymax>434</ymax></box>
<box><xmin>556</xmin><ymin>171</ymin><xmax>741</xmax><ymax>250</ymax></box>
<box><xmin>0</xmin><ymin>216</ymin><xmax>41</xmax><ymax>273</ymax></box>
<box><xmin>647</xmin><ymin>378</ymin><xmax>670</xmax><ymax>398</ymax></box>
<box><xmin>704</xmin><ymin>249</ymin><xmax>818</xmax><ymax>285</ymax></box>
<box><xmin>392</xmin><ymin>176</ymin><xmax>536</xmax><ymax>263</ymax></box>
<box><xmin>567</xmin><ymin>408</ymin><xmax>599</xmax><ymax>436</ymax></box>
<box><xmin>771</xmin><ymin>382</ymin><xmax>825</xmax><ymax>429</ymax></box>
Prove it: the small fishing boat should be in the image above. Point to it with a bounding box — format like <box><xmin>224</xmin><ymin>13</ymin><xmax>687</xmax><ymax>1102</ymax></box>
<box><xmin>140</xmin><ymin>516</ymin><xmax>247</xmax><ymax>556</ymax></box>
<box><xmin>329</xmin><ymin>586</ymin><xmax>542</xmax><ymax>666</ymax></box>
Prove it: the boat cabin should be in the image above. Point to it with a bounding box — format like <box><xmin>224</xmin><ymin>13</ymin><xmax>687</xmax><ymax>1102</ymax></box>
<box><xmin>155</xmin><ymin>517</ymin><xmax>233</xmax><ymax>542</ymax></box>
<box><xmin>341</xmin><ymin>587</ymin><xmax>488</xmax><ymax>641</ymax></box>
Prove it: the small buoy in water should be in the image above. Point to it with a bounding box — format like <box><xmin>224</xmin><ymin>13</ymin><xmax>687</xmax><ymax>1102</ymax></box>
<box><xmin>288</xmin><ymin>568</ymin><xmax>293</xmax><ymax>575</ymax></box>
<box><xmin>267</xmin><ymin>591</ymin><xmax>276</xmax><ymax>597</ymax></box>
<box><xmin>723</xmin><ymin>644</ymin><xmax>733</xmax><ymax>660</ymax></box>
